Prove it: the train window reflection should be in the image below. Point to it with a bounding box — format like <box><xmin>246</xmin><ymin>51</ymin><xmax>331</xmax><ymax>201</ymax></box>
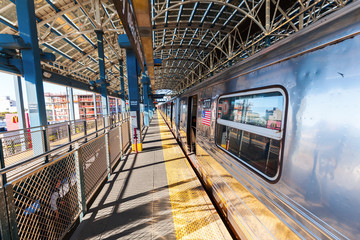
<box><xmin>216</xmin><ymin>89</ymin><xmax>285</xmax><ymax>179</ymax></box>
<box><xmin>216</xmin><ymin>125</ymin><xmax>280</xmax><ymax>178</ymax></box>
<box><xmin>218</xmin><ymin>92</ymin><xmax>283</xmax><ymax>130</ymax></box>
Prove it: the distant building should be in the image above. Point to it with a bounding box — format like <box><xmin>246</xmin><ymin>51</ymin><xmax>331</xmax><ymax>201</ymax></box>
<box><xmin>0</xmin><ymin>96</ymin><xmax>17</xmax><ymax>113</ymax></box>
<box><xmin>266</xmin><ymin>107</ymin><xmax>282</xmax><ymax>121</ymax></box>
<box><xmin>45</xmin><ymin>93</ymin><xmax>70</xmax><ymax>122</ymax></box>
<box><xmin>45</xmin><ymin>93</ymin><xmax>121</xmax><ymax>123</ymax></box>
<box><xmin>77</xmin><ymin>94</ymin><xmax>102</xmax><ymax>120</ymax></box>
<box><xmin>266</xmin><ymin>107</ymin><xmax>283</xmax><ymax>130</ymax></box>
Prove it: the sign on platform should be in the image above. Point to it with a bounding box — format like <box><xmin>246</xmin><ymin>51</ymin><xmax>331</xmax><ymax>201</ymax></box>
<box><xmin>130</xmin><ymin>111</ymin><xmax>138</xmax><ymax>128</ymax></box>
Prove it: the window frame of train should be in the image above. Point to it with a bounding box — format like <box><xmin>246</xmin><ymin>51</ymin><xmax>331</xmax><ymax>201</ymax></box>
<box><xmin>215</xmin><ymin>87</ymin><xmax>287</xmax><ymax>182</ymax></box>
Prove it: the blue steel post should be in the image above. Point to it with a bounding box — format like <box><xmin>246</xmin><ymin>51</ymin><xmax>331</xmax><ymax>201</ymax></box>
<box><xmin>141</xmin><ymin>74</ymin><xmax>150</xmax><ymax>127</ymax></box>
<box><xmin>119</xmin><ymin>59</ymin><xmax>126</xmax><ymax>113</ymax></box>
<box><xmin>127</xmin><ymin>49</ymin><xmax>142</xmax><ymax>151</ymax></box>
<box><xmin>118</xmin><ymin>34</ymin><xmax>142</xmax><ymax>151</ymax></box>
<box><xmin>95</xmin><ymin>30</ymin><xmax>109</xmax><ymax>127</ymax></box>
<box><xmin>16</xmin><ymin>0</ymin><xmax>48</xmax><ymax>155</ymax></box>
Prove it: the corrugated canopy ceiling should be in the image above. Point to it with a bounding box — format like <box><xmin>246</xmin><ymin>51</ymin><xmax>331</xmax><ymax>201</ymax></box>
<box><xmin>0</xmin><ymin>0</ymin><xmax>354</xmax><ymax>95</ymax></box>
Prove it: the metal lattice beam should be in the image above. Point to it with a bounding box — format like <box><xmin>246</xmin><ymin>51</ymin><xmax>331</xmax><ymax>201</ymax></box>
<box><xmin>151</xmin><ymin>0</ymin><xmax>353</xmax><ymax>92</ymax></box>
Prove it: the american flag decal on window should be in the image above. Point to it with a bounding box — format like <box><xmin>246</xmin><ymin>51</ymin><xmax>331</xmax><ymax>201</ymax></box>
<box><xmin>202</xmin><ymin>110</ymin><xmax>211</xmax><ymax>126</ymax></box>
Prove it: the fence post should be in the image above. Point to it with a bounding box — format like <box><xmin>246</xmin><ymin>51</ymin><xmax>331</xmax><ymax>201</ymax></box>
<box><xmin>0</xmin><ymin>139</ymin><xmax>6</xmax><ymax>185</ymax></box>
<box><xmin>118</xmin><ymin>122</ymin><xmax>123</xmax><ymax>160</ymax></box>
<box><xmin>4</xmin><ymin>185</ymin><xmax>19</xmax><ymax>239</ymax></box>
<box><xmin>68</xmin><ymin>123</ymin><xmax>72</xmax><ymax>151</ymax></box>
<box><xmin>74</xmin><ymin>142</ymin><xmax>87</xmax><ymax>222</ymax></box>
<box><xmin>83</xmin><ymin>120</ymin><xmax>87</xmax><ymax>142</ymax></box>
<box><xmin>42</xmin><ymin>127</ymin><xmax>49</xmax><ymax>163</ymax></box>
<box><xmin>103</xmin><ymin>116</ymin><xmax>106</xmax><ymax>133</ymax></box>
<box><xmin>95</xmin><ymin>118</ymin><xmax>98</xmax><ymax>137</ymax></box>
<box><xmin>127</xmin><ymin>116</ymin><xmax>131</xmax><ymax>144</ymax></box>
<box><xmin>105</xmin><ymin>130</ymin><xmax>111</xmax><ymax>178</ymax></box>
<box><xmin>0</xmin><ymin>187</ymin><xmax>10</xmax><ymax>240</ymax></box>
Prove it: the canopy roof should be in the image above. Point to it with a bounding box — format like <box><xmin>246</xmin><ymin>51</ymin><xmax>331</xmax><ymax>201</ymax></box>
<box><xmin>151</xmin><ymin>0</ymin><xmax>352</xmax><ymax>93</ymax></box>
<box><xmin>0</xmin><ymin>0</ymin><xmax>353</xmax><ymax>95</ymax></box>
<box><xmin>0</xmin><ymin>0</ymin><xmax>126</xmax><ymax>95</ymax></box>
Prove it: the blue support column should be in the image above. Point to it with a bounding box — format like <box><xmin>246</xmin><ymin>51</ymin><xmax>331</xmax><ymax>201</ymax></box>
<box><xmin>96</xmin><ymin>30</ymin><xmax>109</xmax><ymax>127</ymax></box>
<box><xmin>119</xmin><ymin>34</ymin><xmax>142</xmax><ymax>151</ymax></box>
<box><xmin>119</xmin><ymin>59</ymin><xmax>126</xmax><ymax>113</ymax></box>
<box><xmin>126</xmin><ymin>49</ymin><xmax>142</xmax><ymax>151</ymax></box>
<box><xmin>16</xmin><ymin>0</ymin><xmax>48</xmax><ymax>155</ymax></box>
<box><xmin>141</xmin><ymin>74</ymin><xmax>150</xmax><ymax>127</ymax></box>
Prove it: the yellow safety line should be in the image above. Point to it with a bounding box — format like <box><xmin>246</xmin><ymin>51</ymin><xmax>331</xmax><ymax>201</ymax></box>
<box><xmin>157</xmin><ymin>111</ymin><xmax>232</xmax><ymax>240</ymax></box>
<box><xmin>195</xmin><ymin>136</ymin><xmax>301</xmax><ymax>240</ymax></box>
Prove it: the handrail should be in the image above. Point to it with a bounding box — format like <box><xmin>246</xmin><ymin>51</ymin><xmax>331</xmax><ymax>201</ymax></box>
<box><xmin>0</xmin><ymin>118</ymin><xmax>129</xmax><ymax>176</ymax></box>
<box><xmin>0</xmin><ymin>113</ymin><xmax>127</xmax><ymax>136</ymax></box>
<box><xmin>7</xmin><ymin>149</ymin><xmax>76</xmax><ymax>185</ymax></box>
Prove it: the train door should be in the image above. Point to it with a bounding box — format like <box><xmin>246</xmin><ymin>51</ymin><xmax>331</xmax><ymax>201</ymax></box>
<box><xmin>170</xmin><ymin>102</ymin><xmax>173</xmax><ymax>126</ymax></box>
<box><xmin>186</xmin><ymin>95</ymin><xmax>197</xmax><ymax>153</ymax></box>
<box><xmin>174</xmin><ymin>98</ymin><xmax>180</xmax><ymax>138</ymax></box>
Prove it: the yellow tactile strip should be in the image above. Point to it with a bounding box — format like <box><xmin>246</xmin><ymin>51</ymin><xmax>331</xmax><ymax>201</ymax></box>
<box><xmin>196</xmin><ymin>143</ymin><xmax>301</xmax><ymax>240</ymax></box>
<box><xmin>157</xmin><ymin>111</ymin><xmax>233</xmax><ymax>240</ymax></box>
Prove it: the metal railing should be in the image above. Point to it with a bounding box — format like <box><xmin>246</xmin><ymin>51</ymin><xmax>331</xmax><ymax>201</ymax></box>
<box><xmin>0</xmin><ymin>113</ymin><xmax>131</xmax><ymax>240</ymax></box>
<box><xmin>0</xmin><ymin>114</ymin><xmax>128</xmax><ymax>169</ymax></box>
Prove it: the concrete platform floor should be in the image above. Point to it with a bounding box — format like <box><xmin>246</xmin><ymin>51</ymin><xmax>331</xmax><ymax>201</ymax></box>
<box><xmin>71</xmin><ymin>112</ymin><xmax>232</xmax><ymax>240</ymax></box>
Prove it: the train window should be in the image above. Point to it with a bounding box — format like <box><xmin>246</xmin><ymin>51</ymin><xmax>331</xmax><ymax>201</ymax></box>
<box><xmin>216</xmin><ymin>88</ymin><xmax>285</xmax><ymax>180</ymax></box>
<box><xmin>180</xmin><ymin>101</ymin><xmax>187</xmax><ymax>130</ymax></box>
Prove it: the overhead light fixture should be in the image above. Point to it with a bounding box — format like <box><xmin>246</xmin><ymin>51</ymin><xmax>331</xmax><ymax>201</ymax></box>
<box><xmin>89</xmin><ymin>85</ymin><xmax>95</xmax><ymax>90</ymax></box>
<box><xmin>43</xmin><ymin>72</ymin><xmax>52</xmax><ymax>78</ymax></box>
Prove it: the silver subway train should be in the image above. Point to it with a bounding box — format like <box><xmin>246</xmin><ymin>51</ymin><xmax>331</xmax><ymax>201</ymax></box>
<box><xmin>159</xmin><ymin>3</ymin><xmax>360</xmax><ymax>240</ymax></box>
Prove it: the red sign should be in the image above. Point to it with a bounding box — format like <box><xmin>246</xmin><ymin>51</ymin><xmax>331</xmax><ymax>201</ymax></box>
<box><xmin>12</xmin><ymin>116</ymin><xmax>19</xmax><ymax>123</ymax></box>
<box><xmin>5</xmin><ymin>113</ymin><xmax>30</xmax><ymax>131</ymax></box>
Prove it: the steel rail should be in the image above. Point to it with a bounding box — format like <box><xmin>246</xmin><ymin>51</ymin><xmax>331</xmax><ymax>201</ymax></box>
<box><xmin>0</xmin><ymin>117</ymin><xmax>129</xmax><ymax>176</ymax></box>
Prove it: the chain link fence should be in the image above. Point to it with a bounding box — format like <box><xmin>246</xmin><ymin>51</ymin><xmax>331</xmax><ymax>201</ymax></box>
<box><xmin>12</xmin><ymin>152</ymin><xmax>79</xmax><ymax>240</ymax></box>
<box><xmin>81</xmin><ymin>136</ymin><xmax>107</xmax><ymax>201</ymax></box>
<box><xmin>0</xmin><ymin>115</ymin><xmax>131</xmax><ymax>240</ymax></box>
<box><xmin>121</xmin><ymin>120</ymin><xmax>130</xmax><ymax>150</ymax></box>
<box><xmin>109</xmin><ymin>127</ymin><xmax>121</xmax><ymax>168</ymax></box>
